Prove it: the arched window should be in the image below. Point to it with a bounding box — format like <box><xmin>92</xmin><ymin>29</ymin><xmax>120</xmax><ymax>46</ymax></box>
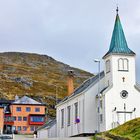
<box><xmin>118</xmin><ymin>58</ymin><xmax>129</xmax><ymax>71</ymax></box>
<box><xmin>123</xmin><ymin>59</ymin><xmax>129</xmax><ymax>71</ymax></box>
<box><xmin>118</xmin><ymin>58</ymin><xmax>123</xmax><ymax>71</ymax></box>
<box><xmin>106</xmin><ymin>60</ymin><xmax>110</xmax><ymax>73</ymax></box>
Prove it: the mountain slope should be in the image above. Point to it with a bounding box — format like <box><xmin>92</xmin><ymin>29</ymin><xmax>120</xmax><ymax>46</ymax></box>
<box><xmin>0</xmin><ymin>52</ymin><xmax>93</xmax><ymax>116</ymax></box>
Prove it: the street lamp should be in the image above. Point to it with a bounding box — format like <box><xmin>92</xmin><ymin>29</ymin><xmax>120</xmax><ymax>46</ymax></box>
<box><xmin>48</xmin><ymin>84</ymin><xmax>58</xmax><ymax>105</ymax></box>
<box><xmin>94</xmin><ymin>59</ymin><xmax>101</xmax><ymax>133</ymax></box>
<box><xmin>48</xmin><ymin>84</ymin><xmax>63</xmax><ymax>105</ymax></box>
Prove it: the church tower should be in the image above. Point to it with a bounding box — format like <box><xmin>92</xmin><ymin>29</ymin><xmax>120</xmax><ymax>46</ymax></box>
<box><xmin>103</xmin><ymin>8</ymin><xmax>136</xmax><ymax>88</ymax></box>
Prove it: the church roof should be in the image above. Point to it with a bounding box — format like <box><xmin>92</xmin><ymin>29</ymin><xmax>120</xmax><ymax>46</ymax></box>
<box><xmin>103</xmin><ymin>12</ymin><xmax>135</xmax><ymax>58</ymax></box>
<box><xmin>57</xmin><ymin>71</ymin><xmax>105</xmax><ymax>105</ymax></box>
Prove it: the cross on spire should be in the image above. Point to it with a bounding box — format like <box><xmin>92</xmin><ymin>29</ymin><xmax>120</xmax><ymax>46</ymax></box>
<box><xmin>116</xmin><ymin>6</ymin><xmax>119</xmax><ymax>14</ymax></box>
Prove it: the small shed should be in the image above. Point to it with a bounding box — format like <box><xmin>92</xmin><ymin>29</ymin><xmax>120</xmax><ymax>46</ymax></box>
<box><xmin>37</xmin><ymin>119</ymin><xmax>57</xmax><ymax>139</ymax></box>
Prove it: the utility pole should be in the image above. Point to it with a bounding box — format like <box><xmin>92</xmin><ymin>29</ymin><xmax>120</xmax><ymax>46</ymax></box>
<box><xmin>94</xmin><ymin>59</ymin><xmax>101</xmax><ymax>133</ymax></box>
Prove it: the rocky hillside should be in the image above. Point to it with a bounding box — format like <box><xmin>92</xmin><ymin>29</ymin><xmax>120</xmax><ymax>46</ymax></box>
<box><xmin>0</xmin><ymin>52</ymin><xmax>93</xmax><ymax>116</ymax></box>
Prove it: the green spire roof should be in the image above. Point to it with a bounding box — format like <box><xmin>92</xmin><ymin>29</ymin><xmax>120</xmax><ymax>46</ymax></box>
<box><xmin>103</xmin><ymin>13</ymin><xmax>135</xmax><ymax>58</ymax></box>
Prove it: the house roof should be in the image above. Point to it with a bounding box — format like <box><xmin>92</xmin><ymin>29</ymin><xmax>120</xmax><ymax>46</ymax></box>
<box><xmin>12</xmin><ymin>96</ymin><xmax>43</xmax><ymax>105</ymax></box>
<box><xmin>103</xmin><ymin>13</ymin><xmax>135</xmax><ymax>58</ymax></box>
<box><xmin>36</xmin><ymin>119</ymin><xmax>56</xmax><ymax>131</ymax></box>
<box><xmin>57</xmin><ymin>71</ymin><xmax>105</xmax><ymax>105</ymax></box>
<box><xmin>0</xmin><ymin>100</ymin><xmax>14</xmax><ymax>104</ymax></box>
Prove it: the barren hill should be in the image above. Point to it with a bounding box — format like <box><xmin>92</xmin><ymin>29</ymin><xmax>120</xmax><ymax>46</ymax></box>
<box><xmin>0</xmin><ymin>52</ymin><xmax>93</xmax><ymax>116</ymax></box>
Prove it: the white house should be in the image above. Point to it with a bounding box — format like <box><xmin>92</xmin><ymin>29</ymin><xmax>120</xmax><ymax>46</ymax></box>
<box><xmin>56</xmin><ymin>9</ymin><xmax>140</xmax><ymax>137</ymax></box>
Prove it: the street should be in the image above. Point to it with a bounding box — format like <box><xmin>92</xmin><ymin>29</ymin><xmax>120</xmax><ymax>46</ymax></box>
<box><xmin>13</xmin><ymin>135</ymin><xmax>91</xmax><ymax>140</ymax></box>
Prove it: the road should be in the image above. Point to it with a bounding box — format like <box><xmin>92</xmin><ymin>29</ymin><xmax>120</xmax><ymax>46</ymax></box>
<box><xmin>12</xmin><ymin>135</ymin><xmax>92</xmax><ymax>140</ymax></box>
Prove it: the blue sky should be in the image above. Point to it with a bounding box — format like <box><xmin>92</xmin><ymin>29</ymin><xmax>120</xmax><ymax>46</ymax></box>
<box><xmin>0</xmin><ymin>0</ymin><xmax>140</xmax><ymax>82</ymax></box>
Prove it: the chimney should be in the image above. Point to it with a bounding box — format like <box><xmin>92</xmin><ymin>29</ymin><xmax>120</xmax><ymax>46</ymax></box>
<box><xmin>67</xmin><ymin>70</ymin><xmax>74</xmax><ymax>96</ymax></box>
<box><xmin>15</xmin><ymin>95</ymin><xmax>19</xmax><ymax>101</ymax></box>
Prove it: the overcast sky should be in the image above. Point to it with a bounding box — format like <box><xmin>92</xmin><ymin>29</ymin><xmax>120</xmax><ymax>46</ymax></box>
<box><xmin>0</xmin><ymin>0</ymin><xmax>140</xmax><ymax>82</ymax></box>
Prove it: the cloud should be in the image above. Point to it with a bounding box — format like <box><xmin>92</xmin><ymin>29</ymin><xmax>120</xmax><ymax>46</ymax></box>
<box><xmin>0</xmin><ymin>0</ymin><xmax>140</xmax><ymax>82</ymax></box>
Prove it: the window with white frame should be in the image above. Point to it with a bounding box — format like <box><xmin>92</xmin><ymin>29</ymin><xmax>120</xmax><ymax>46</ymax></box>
<box><xmin>123</xmin><ymin>58</ymin><xmax>129</xmax><ymax>71</ymax></box>
<box><xmin>74</xmin><ymin>102</ymin><xmax>78</xmax><ymax>120</ymax></box>
<box><xmin>118</xmin><ymin>58</ymin><xmax>123</xmax><ymax>70</ymax></box>
<box><xmin>118</xmin><ymin>58</ymin><xmax>129</xmax><ymax>71</ymax></box>
<box><xmin>100</xmin><ymin>114</ymin><xmax>103</xmax><ymax>123</ymax></box>
<box><xmin>67</xmin><ymin>106</ymin><xmax>71</xmax><ymax>126</ymax></box>
<box><xmin>61</xmin><ymin>109</ymin><xmax>64</xmax><ymax>128</ymax></box>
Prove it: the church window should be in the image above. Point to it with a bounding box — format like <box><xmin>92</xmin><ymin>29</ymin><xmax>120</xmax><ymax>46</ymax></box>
<box><xmin>123</xmin><ymin>59</ymin><xmax>129</xmax><ymax>71</ymax></box>
<box><xmin>61</xmin><ymin>109</ymin><xmax>64</xmax><ymax>128</ymax></box>
<box><xmin>67</xmin><ymin>106</ymin><xmax>71</xmax><ymax>126</ymax></box>
<box><xmin>74</xmin><ymin>102</ymin><xmax>78</xmax><ymax>120</ymax></box>
<box><xmin>118</xmin><ymin>58</ymin><xmax>129</xmax><ymax>71</ymax></box>
<box><xmin>100</xmin><ymin>114</ymin><xmax>103</xmax><ymax>123</ymax></box>
<box><xmin>106</xmin><ymin>60</ymin><xmax>110</xmax><ymax>73</ymax></box>
<box><xmin>120</xmin><ymin>90</ymin><xmax>128</xmax><ymax>99</ymax></box>
<box><xmin>118</xmin><ymin>58</ymin><xmax>123</xmax><ymax>70</ymax></box>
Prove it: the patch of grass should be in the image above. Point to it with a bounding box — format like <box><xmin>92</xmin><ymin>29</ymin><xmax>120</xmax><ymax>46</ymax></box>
<box><xmin>97</xmin><ymin>118</ymin><xmax>140</xmax><ymax>140</ymax></box>
<box><xmin>109</xmin><ymin>118</ymin><xmax>140</xmax><ymax>140</ymax></box>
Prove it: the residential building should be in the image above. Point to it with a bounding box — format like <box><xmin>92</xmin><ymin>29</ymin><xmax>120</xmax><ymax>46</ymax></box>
<box><xmin>3</xmin><ymin>96</ymin><xmax>46</xmax><ymax>134</ymax></box>
<box><xmin>55</xmin><ymin>9</ymin><xmax>140</xmax><ymax>138</ymax></box>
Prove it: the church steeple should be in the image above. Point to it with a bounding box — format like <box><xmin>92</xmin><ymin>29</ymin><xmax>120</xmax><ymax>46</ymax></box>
<box><xmin>103</xmin><ymin>8</ymin><xmax>135</xmax><ymax>58</ymax></box>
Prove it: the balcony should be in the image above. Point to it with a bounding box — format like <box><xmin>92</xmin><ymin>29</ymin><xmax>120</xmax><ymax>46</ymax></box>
<box><xmin>4</xmin><ymin>114</ymin><xmax>14</xmax><ymax>125</ymax></box>
<box><xmin>28</xmin><ymin>114</ymin><xmax>45</xmax><ymax>125</ymax></box>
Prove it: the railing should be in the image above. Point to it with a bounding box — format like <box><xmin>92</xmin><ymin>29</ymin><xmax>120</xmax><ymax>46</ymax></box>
<box><xmin>4</xmin><ymin>116</ymin><xmax>14</xmax><ymax>125</ymax></box>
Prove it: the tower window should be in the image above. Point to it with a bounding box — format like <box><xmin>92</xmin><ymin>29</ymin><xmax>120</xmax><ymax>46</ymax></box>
<box><xmin>120</xmin><ymin>90</ymin><xmax>128</xmax><ymax>99</ymax></box>
<box><xmin>118</xmin><ymin>58</ymin><xmax>123</xmax><ymax>71</ymax></box>
<box><xmin>123</xmin><ymin>59</ymin><xmax>129</xmax><ymax>71</ymax></box>
<box><xmin>118</xmin><ymin>58</ymin><xmax>129</xmax><ymax>71</ymax></box>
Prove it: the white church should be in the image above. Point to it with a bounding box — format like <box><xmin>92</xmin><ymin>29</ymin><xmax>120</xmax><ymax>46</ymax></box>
<box><xmin>37</xmin><ymin>9</ymin><xmax>140</xmax><ymax>138</ymax></box>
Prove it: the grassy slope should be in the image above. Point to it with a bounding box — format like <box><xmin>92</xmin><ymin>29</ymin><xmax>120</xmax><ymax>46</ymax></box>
<box><xmin>0</xmin><ymin>52</ymin><xmax>93</xmax><ymax>117</ymax></box>
<box><xmin>109</xmin><ymin>118</ymin><xmax>140</xmax><ymax>140</ymax></box>
<box><xmin>95</xmin><ymin>118</ymin><xmax>140</xmax><ymax>140</ymax></box>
